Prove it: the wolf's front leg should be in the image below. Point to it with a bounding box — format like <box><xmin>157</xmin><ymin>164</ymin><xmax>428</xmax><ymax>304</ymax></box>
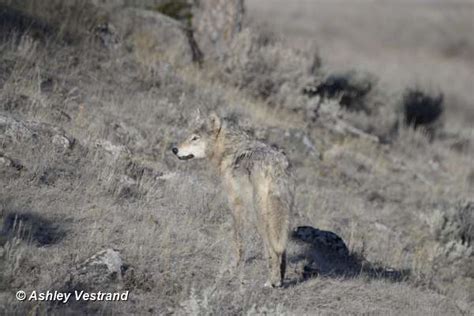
<box><xmin>230</xmin><ymin>204</ymin><xmax>244</xmax><ymax>269</ymax></box>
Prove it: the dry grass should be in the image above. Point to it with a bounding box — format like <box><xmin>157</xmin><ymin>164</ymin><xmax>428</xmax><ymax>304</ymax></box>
<box><xmin>247</xmin><ymin>0</ymin><xmax>474</xmax><ymax>127</ymax></box>
<box><xmin>0</xmin><ymin>0</ymin><xmax>473</xmax><ymax>314</ymax></box>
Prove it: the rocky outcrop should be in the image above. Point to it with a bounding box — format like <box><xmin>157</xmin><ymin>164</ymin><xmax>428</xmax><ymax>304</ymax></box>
<box><xmin>61</xmin><ymin>249</ymin><xmax>127</xmax><ymax>292</ymax></box>
<box><xmin>0</xmin><ymin>114</ymin><xmax>74</xmax><ymax>150</ymax></box>
<box><xmin>0</xmin><ymin>152</ymin><xmax>23</xmax><ymax>171</ymax></box>
<box><xmin>109</xmin><ymin>8</ymin><xmax>198</xmax><ymax>66</ymax></box>
<box><xmin>288</xmin><ymin>226</ymin><xmax>352</xmax><ymax>279</ymax></box>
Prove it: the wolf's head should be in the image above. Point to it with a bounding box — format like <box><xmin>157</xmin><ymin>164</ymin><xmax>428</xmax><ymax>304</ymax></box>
<box><xmin>172</xmin><ymin>112</ymin><xmax>221</xmax><ymax>161</ymax></box>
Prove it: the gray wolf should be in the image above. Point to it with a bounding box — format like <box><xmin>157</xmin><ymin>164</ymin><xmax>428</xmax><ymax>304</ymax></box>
<box><xmin>172</xmin><ymin>112</ymin><xmax>293</xmax><ymax>287</ymax></box>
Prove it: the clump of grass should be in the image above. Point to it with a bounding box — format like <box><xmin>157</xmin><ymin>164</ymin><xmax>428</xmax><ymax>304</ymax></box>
<box><xmin>218</xmin><ymin>28</ymin><xmax>316</xmax><ymax>111</ymax></box>
<box><xmin>0</xmin><ymin>1</ymin><xmax>472</xmax><ymax>314</ymax></box>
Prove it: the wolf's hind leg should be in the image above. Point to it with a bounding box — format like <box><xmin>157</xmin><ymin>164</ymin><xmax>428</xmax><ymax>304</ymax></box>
<box><xmin>266</xmin><ymin>247</ymin><xmax>284</xmax><ymax>288</ymax></box>
<box><xmin>280</xmin><ymin>250</ymin><xmax>286</xmax><ymax>282</ymax></box>
<box><xmin>258</xmin><ymin>215</ymin><xmax>285</xmax><ymax>288</ymax></box>
<box><xmin>262</xmin><ymin>197</ymin><xmax>289</xmax><ymax>287</ymax></box>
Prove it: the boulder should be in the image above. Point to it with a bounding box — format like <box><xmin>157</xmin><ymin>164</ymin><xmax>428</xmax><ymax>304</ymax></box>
<box><xmin>62</xmin><ymin>249</ymin><xmax>127</xmax><ymax>292</ymax></box>
<box><xmin>288</xmin><ymin>226</ymin><xmax>353</xmax><ymax>279</ymax></box>
<box><xmin>0</xmin><ymin>153</ymin><xmax>23</xmax><ymax>171</ymax></box>
<box><xmin>109</xmin><ymin>8</ymin><xmax>197</xmax><ymax>67</ymax></box>
<box><xmin>0</xmin><ymin>114</ymin><xmax>74</xmax><ymax>150</ymax></box>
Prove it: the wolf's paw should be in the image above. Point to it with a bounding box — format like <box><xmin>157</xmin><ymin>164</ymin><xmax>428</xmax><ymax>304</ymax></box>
<box><xmin>263</xmin><ymin>280</ymin><xmax>282</xmax><ymax>288</ymax></box>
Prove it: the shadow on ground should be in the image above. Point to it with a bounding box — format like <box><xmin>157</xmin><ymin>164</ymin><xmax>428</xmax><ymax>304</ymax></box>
<box><xmin>287</xmin><ymin>226</ymin><xmax>410</xmax><ymax>286</ymax></box>
<box><xmin>0</xmin><ymin>4</ymin><xmax>55</xmax><ymax>41</ymax></box>
<box><xmin>0</xmin><ymin>210</ymin><xmax>66</xmax><ymax>246</ymax></box>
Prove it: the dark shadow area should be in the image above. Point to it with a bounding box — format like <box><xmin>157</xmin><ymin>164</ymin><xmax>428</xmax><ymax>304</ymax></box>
<box><xmin>287</xmin><ymin>226</ymin><xmax>410</xmax><ymax>286</ymax></box>
<box><xmin>0</xmin><ymin>211</ymin><xmax>66</xmax><ymax>246</ymax></box>
<box><xmin>0</xmin><ymin>4</ymin><xmax>54</xmax><ymax>42</ymax></box>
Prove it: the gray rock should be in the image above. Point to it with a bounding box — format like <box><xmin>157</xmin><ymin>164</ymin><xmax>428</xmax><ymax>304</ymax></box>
<box><xmin>77</xmin><ymin>249</ymin><xmax>125</xmax><ymax>279</ymax></box>
<box><xmin>109</xmin><ymin>8</ymin><xmax>195</xmax><ymax>67</ymax></box>
<box><xmin>288</xmin><ymin>226</ymin><xmax>354</xmax><ymax>279</ymax></box>
<box><xmin>95</xmin><ymin>139</ymin><xmax>131</xmax><ymax>159</ymax></box>
<box><xmin>0</xmin><ymin>154</ymin><xmax>18</xmax><ymax>169</ymax></box>
<box><xmin>0</xmin><ymin>114</ymin><xmax>74</xmax><ymax>150</ymax></box>
<box><xmin>62</xmin><ymin>249</ymin><xmax>127</xmax><ymax>292</ymax></box>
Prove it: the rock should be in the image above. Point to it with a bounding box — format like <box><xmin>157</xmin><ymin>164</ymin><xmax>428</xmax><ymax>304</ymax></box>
<box><xmin>0</xmin><ymin>153</ymin><xmax>23</xmax><ymax>175</ymax></box>
<box><xmin>78</xmin><ymin>249</ymin><xmax>125</xmax><ymax>279</ymax></box>
<box><xmin>52</xmin><ymin>134</ymin><xmax>73</xmax><ymax>149</ymax></box>
<box><xmin>109</xmin><ymin>8</ymin><xmax>196</xmax><ymax>67</ymax></box>
<box><xmin>0</xmin><ymin>156</ymin><xmax>10</xmax><ymax>167</ymax></box>
<box><xmin>0</xmin><ymin>153</ymin><xmax>22</xmax><ymax>170</ymax></box>
<box><xmin>288</xmin><ymin>226</ymin><xmax>354</xmax><ymax>279</ymax></box>
<box><xmin>95</xmin><ymin>139</ymin><xmax>131</xmax><ymax>159</ymax></box>
<box><xmin>62</xmin><ymin>249</ymin><xmax>127</xmax><ymax>292</ymax></box>
<box><xmin>192</xmin><ymin>0</ymin><xmax>244</xmax><ymax>60</ymax></box>
<box><xmin>292</xmin><ymin>226</ymin><xmax>350</xmax><ymax>257</ymax></box>
<box><xmin>0</xmin><ymin>114</ymin><xmax>74</xmax><ymax>150</ymax></box>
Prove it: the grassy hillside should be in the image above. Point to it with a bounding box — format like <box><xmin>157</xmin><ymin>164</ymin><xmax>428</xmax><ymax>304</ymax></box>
<box><xmin>0</xmin><ymin>1</ymin><xmax>472</xmax><ymax>314</ymax></box>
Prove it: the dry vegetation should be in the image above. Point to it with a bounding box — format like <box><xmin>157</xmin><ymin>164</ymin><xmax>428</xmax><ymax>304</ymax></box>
<box><xmin>0</xmin><ymin>0</ymin><xmax>473</xmax><ymax>315</ymax></box>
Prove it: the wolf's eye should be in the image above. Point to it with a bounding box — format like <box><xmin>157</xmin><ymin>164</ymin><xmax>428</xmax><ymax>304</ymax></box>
<box><xmin>191</xmin><ymin>135</ymin><xmax>199</xmax><ymax>141</ymax></box>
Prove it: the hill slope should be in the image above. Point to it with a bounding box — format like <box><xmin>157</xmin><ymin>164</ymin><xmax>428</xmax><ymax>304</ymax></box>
<box><xmin>0</xmin><ymin>1</ymin><xmax>472</xmax><ymax>314</ymax></box>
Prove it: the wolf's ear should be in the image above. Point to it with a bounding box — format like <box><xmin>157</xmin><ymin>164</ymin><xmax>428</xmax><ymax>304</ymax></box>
<box><xmin>194</xmin><ymin>108</ymin><xmax>202</xmax><ymax>122</ymax></box>
<box><xmin>208</xmin><ymin>112</ymin><xmax>221</xmax><ymax>134</ymax></box>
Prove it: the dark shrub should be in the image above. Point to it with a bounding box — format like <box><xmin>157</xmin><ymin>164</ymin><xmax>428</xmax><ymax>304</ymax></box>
<box><xmin>303</xmin><ymin>71</ymin><xmax>375</xmax><ymax>113</ymax></box>
<box><xmin>403</xmin><ymin>89</ymin><xmax>444</xmax><ymax>128</ymax></box>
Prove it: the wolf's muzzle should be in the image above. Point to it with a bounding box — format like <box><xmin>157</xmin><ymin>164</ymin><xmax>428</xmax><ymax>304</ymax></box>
<box><xmin>172</xmin><ymin>147</ymin><xmax>194</xmax><ymax>160</ymax></box>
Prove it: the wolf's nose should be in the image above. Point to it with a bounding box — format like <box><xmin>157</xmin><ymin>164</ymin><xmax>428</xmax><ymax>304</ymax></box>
<box><xmin>172</xmin><ymin>147</ymin><xmax>178</xmax><ymax>155</ymax></box>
